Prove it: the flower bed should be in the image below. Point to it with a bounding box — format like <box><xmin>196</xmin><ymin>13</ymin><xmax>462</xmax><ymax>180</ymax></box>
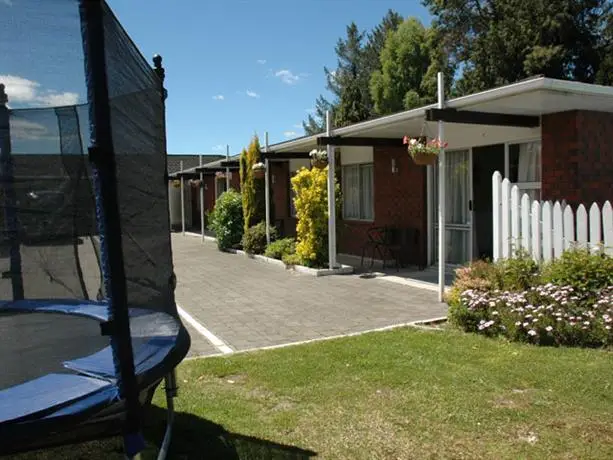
<box><xmin>448</xmin><ymin>248</ymin><xmax>613</xmax><ymax>348</ymax></box>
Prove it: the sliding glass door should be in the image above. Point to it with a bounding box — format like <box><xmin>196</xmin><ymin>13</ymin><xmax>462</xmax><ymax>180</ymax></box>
<box><xmin>432</xmin><ymin>149</ymin><xmax>473</xmax><ymax>265</ymax></box>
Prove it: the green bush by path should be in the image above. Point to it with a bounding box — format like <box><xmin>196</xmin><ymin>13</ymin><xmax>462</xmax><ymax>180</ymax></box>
<box><xmin>241</xmin><ymin>221</ymin><xmax>278</xmax><ymax>255</ymax></box>
<box><xmin>264</xmin><ymin>237</ymin><xmax>295</xmax><ymax>260</ymax></box>
<box><xmin>207</xmin><ymin>189</ymin><xmax>243</xmax><ymax>250</ymax></box>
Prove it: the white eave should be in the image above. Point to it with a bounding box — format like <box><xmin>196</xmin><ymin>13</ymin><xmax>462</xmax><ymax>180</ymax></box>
<box><xmin>270</xmin><ymin>77</ymin><xmax>613</xmax><ymax>153</ymax></box>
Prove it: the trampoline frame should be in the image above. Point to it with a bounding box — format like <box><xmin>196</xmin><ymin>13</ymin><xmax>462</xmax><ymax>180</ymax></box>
<box><xmin>0</xmin><ymin>1</ymin><xmax>187</xmax><ymax>458</ymax></box>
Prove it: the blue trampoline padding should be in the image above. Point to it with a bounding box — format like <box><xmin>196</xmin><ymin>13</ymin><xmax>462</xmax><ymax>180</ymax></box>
<box><xmin>64</xmin><ymin>335</ymin><xmax>177</xmax><ymax>380</ymax></box>
<box><xmin>0</xmin><ymin>299</ymin><xmax>109</xmax><ymax>321</ymax></box>
<box><xmin>0</xmin><ymin>298</ymin><xmax>155</xmax><ymax>321</ymax></box>
<box><xmin>0</xmin><ymin>373</ymin><xmax>117</xmax><ymax>425</ymax></box>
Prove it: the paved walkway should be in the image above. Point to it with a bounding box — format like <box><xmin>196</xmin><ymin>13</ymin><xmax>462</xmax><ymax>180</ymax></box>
<box><xmin>171</xmin><ymin>234</ymin><xmax>448</xmax><ymax>357</ymax></box>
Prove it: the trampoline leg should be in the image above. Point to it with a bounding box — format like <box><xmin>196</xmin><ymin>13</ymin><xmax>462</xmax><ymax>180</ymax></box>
<box><xmin>156</xmin><ymin>371</ymin><xmax>178</xmax><ymax>460</ymax></box>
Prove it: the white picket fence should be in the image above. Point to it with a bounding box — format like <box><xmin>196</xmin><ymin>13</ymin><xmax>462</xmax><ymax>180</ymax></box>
<box><xmin>492</xmin><ymin>171</ymin><xmax>613</xmax><ymax>262</ymax></box>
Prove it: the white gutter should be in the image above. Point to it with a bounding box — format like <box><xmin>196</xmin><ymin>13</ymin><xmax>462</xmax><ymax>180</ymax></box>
<box><xmin>543</xmin><ymin>78</ymin><xmax>613</xmax><ymax>97</ymax></box>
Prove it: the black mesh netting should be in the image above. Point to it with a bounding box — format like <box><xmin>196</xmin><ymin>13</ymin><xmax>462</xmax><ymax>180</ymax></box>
<box><xmin>0</xmin><ymin>1</ymin><xmax>188</xmax><ymax>451</ymax></box>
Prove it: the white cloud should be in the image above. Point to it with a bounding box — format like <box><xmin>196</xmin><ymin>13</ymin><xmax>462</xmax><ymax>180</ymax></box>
<box><xmin>275</xmin><ymin>69</ymin><xmax>300</xmax><ymax>85</ymax></box>
<box><xmin>257</xmin><ymin>59</ymin><xmax>266</xmax><ymax>65</ymax></box>
<box><xmin>292</xmin><ymin>123</ymin><xmax>303</xmax><ymax>129</ymax></box>
<box><xmin>1</xmin><ymin>0</ymin><xmax>13</xmax><ymax>6</ymax></box>
<box><xmin>212</xmin><ymin>94</ymin><xmax>224</xmax><ymax>100</ymax></box>
<box><xmin>246</xmin><ymin>90</ymin><xmax>260</xmax><ymax>98</ymax></box>
<box><xmin>0</xmin><ymin>74</ymin><xmax>79</xmax><ymax>107</ymax></box>
<box><xmin>283</xmin><ymin>131</ymin><xmax>297</xmax><ymax>138</ymax></box>
<box><xmin>211</xmin><ymin>144</ymin><xmax>225</xmax><ymax>152</ymax></box>
<box><xmin>11</xmin><ymin>117</ymin><xmax>52</xmax><ymax>140</ymax></box>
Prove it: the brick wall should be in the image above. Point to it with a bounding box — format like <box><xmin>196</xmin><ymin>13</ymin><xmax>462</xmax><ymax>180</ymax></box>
<box><xmin>338</xmin><ymin>146</ymin><xmax>428</xmax><ymax>266</ymax></box>
<box><xmin>542</xmin><ymin>110</ymin><xmax>613</xmax><ymax>206</ymax></box>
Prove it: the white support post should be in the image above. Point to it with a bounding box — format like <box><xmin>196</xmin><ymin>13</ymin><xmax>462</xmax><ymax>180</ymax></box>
<box><xmin>264</xmin><ymin>132</ymin><xmax>271</xmax><ymax>245</ymax></box>
<box><xmin>326</xmin><ymin>111</ymin><xmax>337</xmax><ymax>270</ymax></box>
<box><xmin>225</xmin><ymin>144</ymin><xmax>230</xmax><ymax>190</ymax></box>
<box><xmin>437</xmin><ymin>72</ymin><xmax>446</xmax><ymax>302</ymax></box>
<box><xmin>180</xmin><ymin>160</ymin><xmax>185</xmax><ymax>235</ymax></box>
<box><xmin>199</xmin><ymin>154</ymin><xmax>205</xmax><ymax>242</ymax></box>
<box><xmin>426</xmin><ymin>166</ymin><xmax>433</xmax><ymax>266</ymax></box>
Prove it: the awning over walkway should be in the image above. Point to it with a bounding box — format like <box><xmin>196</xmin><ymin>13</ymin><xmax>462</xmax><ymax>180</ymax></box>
<box><xmin>268</xmin><ymin>77</ymin><xmax>613</xmax><ymax>153</ymax></box>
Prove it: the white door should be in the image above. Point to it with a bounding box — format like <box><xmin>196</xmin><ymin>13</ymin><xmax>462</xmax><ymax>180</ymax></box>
<box><xmin>432</xmin><ymin>149</ymin><xmax>473</xmax><ymax>265</ymax></box>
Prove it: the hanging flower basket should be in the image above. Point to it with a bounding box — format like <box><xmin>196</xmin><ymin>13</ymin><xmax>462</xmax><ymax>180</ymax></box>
<box><xmin>252</xmin><ymin>162</ymin><xmax>266</xmax><ymax>179</ymax></box>
<box><xmin>171</xmin><ymin>179</ymin><xmax>181</xmax><ymax>188</ymax></box>
<box><xmin>215</xmin><ymin>170</ymin><xmax>232</xmax><ymax>179</ymax></box>
<box><xmin>403</xmin><ymin>136</ymin><xmax>447</xmax><ymax>166</ymax></box>
<box><xmin>189</xmin><ymin>179</ymin><xmax>202</xmax><ymax>187</ymax></box>
<box><xmin>309</xmin><ymin>148</ymin><xmax>328</xmax><ymax>169</ymax></box>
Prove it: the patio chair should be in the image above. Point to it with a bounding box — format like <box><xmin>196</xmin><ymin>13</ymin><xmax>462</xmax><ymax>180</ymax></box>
<box><xmin>360</xmin><ymin>226</ymin><xmax>401</xmax><ymax>272</ymax></box>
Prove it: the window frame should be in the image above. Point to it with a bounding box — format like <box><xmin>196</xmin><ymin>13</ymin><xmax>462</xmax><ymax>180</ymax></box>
<box><xmin>341</xmin><ymin>162</ymin><xmax>374</xmax><ymax>222</ymax></box>
<box><xmin>506</xmin><ymin>139</ymin><xmax>542</xmax><ymax>201</ymax></box>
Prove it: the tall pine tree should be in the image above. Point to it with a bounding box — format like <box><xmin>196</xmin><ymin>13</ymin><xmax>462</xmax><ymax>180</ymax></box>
<box><xmin>423</xmin><ymin>0</ymin><xmax>613</xmax><ymax>94</ymax></box>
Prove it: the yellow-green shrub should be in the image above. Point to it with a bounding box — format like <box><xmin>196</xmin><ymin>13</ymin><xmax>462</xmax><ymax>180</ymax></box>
<box><xmin>290</xmin><ymin>166</ymin><xmax>341</xmax><ymax>267</ymax></box>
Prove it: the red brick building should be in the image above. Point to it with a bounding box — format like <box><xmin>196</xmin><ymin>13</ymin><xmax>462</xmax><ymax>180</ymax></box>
<box><xmin>264</xmin><ymin>77</ymin><xmax>613</xmax><ymax>268</ymax></box>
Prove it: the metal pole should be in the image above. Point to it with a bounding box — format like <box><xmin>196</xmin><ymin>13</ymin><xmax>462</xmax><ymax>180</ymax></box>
<box><xmin>180</xmin><ymin>160</ymin><xmax>185</xmax><ymax>235</ymax></box>
<box><xmin>437</xmin><ymin>71</ymin><xmax>446</xmax><ymax>302</ymax></box>
<box><xmin>264</xmin><ymin>132</ymin><xmax>271</xmax><ymax>245</ymax></box>
<box><xmin>225</xmin><ymin>144</ymin><xmax>230</xmax><ymax>190</ymax></box>
<box><xmin>152</xmin><ymin>54</ymin><xmax>179</xmax><ymax>460</ymax></box>
<box><xmin>80</xmin><ymin>1</ymin><xmax>143</xmax><ymax>457</ymax></box>
<box><xmin>199</xmin><ymin>154</ymin><xmax>205</xmax><ymax>242</ymax></box>
<box><xmin>326</xmin><ymin>111</ymin><xmax>337</xmax><ymax>269</ymax></box>
<box><xmin>0</xmin><ymin>84</ymin><xmax>24</xmax><ymax>300</ymax></box>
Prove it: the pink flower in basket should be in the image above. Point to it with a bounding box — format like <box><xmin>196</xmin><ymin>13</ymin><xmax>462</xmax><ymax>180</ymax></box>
<box><xmin>403</xmin><ymin>136</ymin><xmax>448</xmax><ymax>157</ymax></box>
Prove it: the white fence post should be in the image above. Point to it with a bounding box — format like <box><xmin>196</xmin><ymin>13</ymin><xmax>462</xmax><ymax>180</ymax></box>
<box><xmin>521</xmin><ymin>194</ymin><xmax>531</xmax><ymax>253</ymax></box>
<box><xmin>553</xmin><ymin>201</ymin><xmax>564</xmax><ymax>258</ymax></box>
<box><xmin>563</xmin><ymin>205</ymin><xmax>575</xmax><ymax>251</ymax></box>
<box><xmin>501</xmin><ymin>178</ymin><xmax>511</xmax><ymax>259</ymax></box>
<box><xmin>492</xmin><ymin>171</ymin><xmax>502</xmax><ymax>261</ymax></box>
<box><xmin>510</xmin><ymin>185</ymin><xmax>520</xmax><ymax>255</ymax></box>
<box><xmin>604</xmin><ymin>201</ymin><xmax>613</xmax><ymax>256</ymax></box>
<box><xmin>576</xmin><ymin>205</ymin><xmax>588</xmax><ymax>249</ymax></box>
<box><xmin>589</xmin><ymin>203</ymin><xmax>602</xmax><ymax>253</ymax></box>
<box><xmin>531</xmin><ymin>200</ymin><xmax>541</xmax><ymax>261</ymax></box>
<box><xmin>542</xmin><ymin>201</ymin><xmax>553</xmax><ymax>262</ymax></box>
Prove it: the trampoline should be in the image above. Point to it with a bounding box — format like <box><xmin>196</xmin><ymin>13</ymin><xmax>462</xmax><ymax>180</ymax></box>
<box><xmin>0</xmin><ymin>1</ymin><xmax>190</xmax><ymax>458</ymax></box>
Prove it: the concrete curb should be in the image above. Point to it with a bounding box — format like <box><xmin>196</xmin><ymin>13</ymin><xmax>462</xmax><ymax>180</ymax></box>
<box><xmin>184</xmin><ymin>232</ymin><xmax>354</xmax><ymax>276</ymax></box>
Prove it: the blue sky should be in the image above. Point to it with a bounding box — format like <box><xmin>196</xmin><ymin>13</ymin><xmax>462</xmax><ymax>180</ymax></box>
<box><xmin>1</xmin><ymin>0</ymin><xmax>431</xmax><ymax>156</ymax></box>
<box><xmin>106</xmin><ymin>0</ymin><xmax>433</xmax><ymax>156</ymax></box>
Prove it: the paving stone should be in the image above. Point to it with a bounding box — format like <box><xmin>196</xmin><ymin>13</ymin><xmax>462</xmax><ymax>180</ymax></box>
<box><xmin>172</xmin><ymin>233</ymin><xmax>448</xmax><ymax>354</ymax></box>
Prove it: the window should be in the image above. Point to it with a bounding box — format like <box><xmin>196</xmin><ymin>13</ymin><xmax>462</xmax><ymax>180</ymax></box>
<box><xmin>508</xmin><ymin>140</ymin><xmax>541</xmax><ymax>201</ymax></box>
<box><xmin>215</xmin><ymin>177</ymin><xmax>227</xmax><ymax>200</ymax></box>
<box><xmin>342</xmin><ymin>163</ymin><xmax>374</xmax><ymax>220</ymax></box>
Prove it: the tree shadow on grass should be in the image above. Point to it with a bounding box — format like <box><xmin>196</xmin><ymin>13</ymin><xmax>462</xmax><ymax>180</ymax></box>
<box><xmin>145</xmin><ymin>405</ymin><xmax>318</xmax><ymax>460</ymax></box>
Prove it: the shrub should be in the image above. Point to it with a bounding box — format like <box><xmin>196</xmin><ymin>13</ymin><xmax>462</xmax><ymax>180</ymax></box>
<box><xmin>290</xmin><ymin>166</ymin><xmax>341</xmax><ymax>268</ymax></box>
<box><xmin>496</xmin><ymin>249</ymin><xmax>541</xmax><ymax>291</ymax></box>
<box><xmin>207</xmin><ymin>189</ymin><xmax>243</xmax><ymax>250</ymax></box>
<box><xmin>282</xmin><ymin>252</ymin><xmax>302</xmax><ymax>266</ymax></box>
<box><xmin>242</xmin><ymin>222</ymin><xmax>277</xmax><ymax>255</ymax></box>
<box><xmin>456</xmin><ymin>284</ymin><xmax>613</xmax><ymax>347</ymax></box>
<box><xmin>541</xmin><ymin>247</ymin><xmax>613</xmax><ymax>295</ymax></box>
<box><xmin>239</xmin><ymin>135</ymin><xmax>273</xmax><ymax>233</ymax></box>
<box><xmin>264</xmin><ymin>237</ymin><xmax>295</xmax><ymax>260</ymax></box>
<box><xmin>448</xmin><ymin>247</ymin><xmax>613</xmax><ymax>348</ymax></box>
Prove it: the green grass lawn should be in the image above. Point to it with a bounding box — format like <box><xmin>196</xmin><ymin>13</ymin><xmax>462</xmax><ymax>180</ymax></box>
<box><xmin>12</xmin><ymin>327</ymin><xmax>613</xmax><ymax>459</ymax></box>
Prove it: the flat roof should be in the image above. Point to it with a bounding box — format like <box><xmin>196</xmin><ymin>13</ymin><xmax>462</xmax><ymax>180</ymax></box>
<box><xmin>269</xmin><ymin>77</ymin><xmax>613</xmax><ymax>153</ymax></box>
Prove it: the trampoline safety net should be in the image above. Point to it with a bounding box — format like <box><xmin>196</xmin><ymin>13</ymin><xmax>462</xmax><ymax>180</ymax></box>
<box><xmin>0</xmin><ymin>0</ymin><xmax>190</xmax><ymax>456</ymax></box>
